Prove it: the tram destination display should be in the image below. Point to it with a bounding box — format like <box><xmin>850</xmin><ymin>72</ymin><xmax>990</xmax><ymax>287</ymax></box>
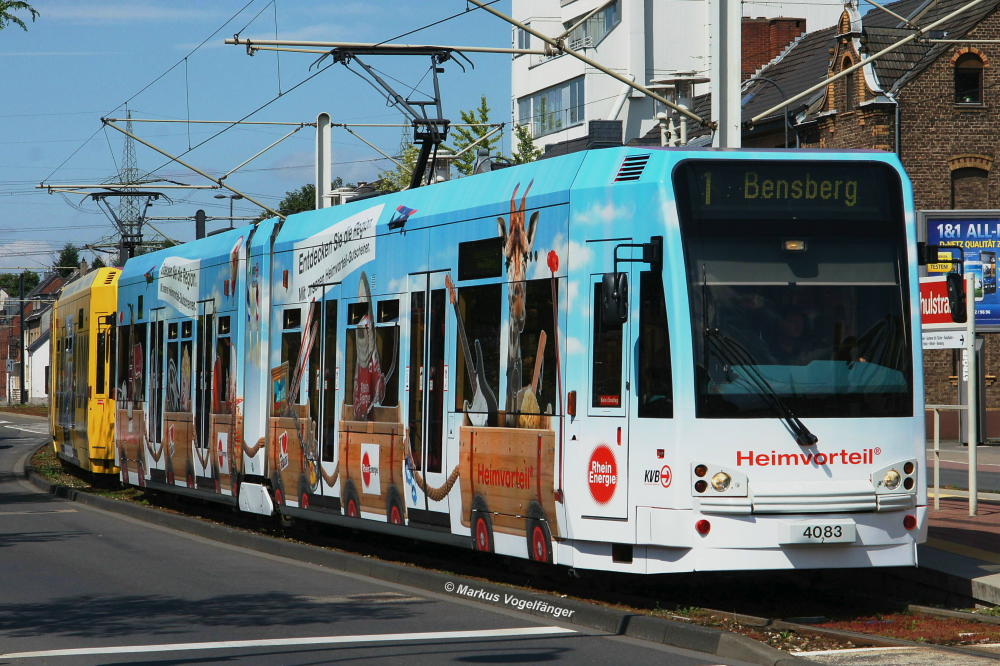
<box><xmin>675</xmin><ymin>161</ymin><xmax>899</xmax><ymax>221</ymax></box>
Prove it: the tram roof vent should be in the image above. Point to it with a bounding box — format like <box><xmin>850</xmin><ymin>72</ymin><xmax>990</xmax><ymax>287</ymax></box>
<box><xmin>614</xmin><ymin>153</ymin><xmax>650</xmax><ymax>182</ymax></box>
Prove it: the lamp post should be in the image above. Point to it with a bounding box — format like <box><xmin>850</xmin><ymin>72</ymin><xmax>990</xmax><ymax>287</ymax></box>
<box><xmin>742</xmin><ymin>76</ymin><xmax>794</xmax><ymax>148</ymax></box>
<box><xmin>213</xmin><ymin>193</ymin><xmax>243</xmax><ymax>229</ymax></box>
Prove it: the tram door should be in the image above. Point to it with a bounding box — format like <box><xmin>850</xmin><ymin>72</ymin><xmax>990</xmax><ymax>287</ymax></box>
<box><xmin>193</xmin><ymin>300</ymin><xmax>215</xmax><ymax>482</ymax></box>
<box><xmin>316</xmin><ymin>287</ymin><xmax>340</xmax><ymax>501</ymax></box>
<box><xmin>406</xmin><ymin>271</ymin><xmax>450</xmax><ymax>527</ymax></box>
<box><xmin>573</xmin><ymin>238</ymin><xmax>635</xmax><ymax>521</ymax></box>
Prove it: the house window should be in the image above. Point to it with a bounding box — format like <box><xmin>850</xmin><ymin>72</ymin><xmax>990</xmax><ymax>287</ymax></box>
<box><xmin>951</xmin><ymin>167</ymin><xmax>989</xmax><ymax>209</ymax></box>
<box><xmin>517</xmin><ymin>76</ymin><xmax>585</xmax><ymax>139</ymax></box>
<box><xmin>514</xmin><ymin>27</ymin><xmax>530</xmax><ymax>56</ymax></box>
<box><xmin>564</xmin><ymin>1</ymin><xmax>621</xmax><ymax>50</ymax></box>
<box><xmin>955</xmin><ymin>53</ymin><xmax>984</xmax><ymax>104</ymax></box>
<box><xmin>844</xmin><ymin>58</ymin><xmax>856</xmax><ymax>111</ymax></box>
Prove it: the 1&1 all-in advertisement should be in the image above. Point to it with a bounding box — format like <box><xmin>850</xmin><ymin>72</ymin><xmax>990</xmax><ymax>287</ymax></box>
<box><xmin>925</xmin><ymin>216</ymin><xmax>1000</xmax><ymax>328</ymax></box>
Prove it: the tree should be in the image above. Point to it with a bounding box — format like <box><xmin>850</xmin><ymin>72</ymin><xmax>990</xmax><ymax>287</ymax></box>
<box><xmin>0</xmin><ymin>1</ymin><xmax>38</xmax><ymax>31</ymax></box>
<box><xmin>254</xmin><ymin>184</ymin><xmax>317</xmax><ymax>223</ymax></box>
<box><xmin>91</xmin><ymin>255</ymin><xmax>106</xmax><ymax>269</ymax></box>
<box><xmin>447</xmin><ymin>96</ymin><xmax>502</xmax><ymax>177</ymax></box>
<box><xmin>511</xmin><ymin>124</ymin><xmax>542</xmax><ymax>164</ymax></box>
<box><xmin>376</xmin><ymin>144</ymin><xmax>421</xmax><ymax>193</ymax></box>
<box><xmin>277</xmin><ymin>184</ymin><xmax>316</xmax><ymax>216</ymax></box>
<box><xmin>0</xmin><ymin>270</ymin><xmax>38</xmax><ymax>296</ymax></box>
<box><xmin>55</xmin><ymin>243</ymin><xmax>80</xmax><ymax>278</ymax></box>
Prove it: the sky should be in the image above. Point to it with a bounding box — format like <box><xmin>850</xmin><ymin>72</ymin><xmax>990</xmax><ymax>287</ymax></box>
<box><xmin>0</xmin><ymin>0</ymin><xmax>513</xmax><ymax>271</ymax></box>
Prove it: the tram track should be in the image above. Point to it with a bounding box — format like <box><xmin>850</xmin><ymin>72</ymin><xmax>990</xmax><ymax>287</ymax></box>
<box><xmin>27</xmin><ymin>445</ymin><xmax>1000</xmax><ymax>661</ymax></box>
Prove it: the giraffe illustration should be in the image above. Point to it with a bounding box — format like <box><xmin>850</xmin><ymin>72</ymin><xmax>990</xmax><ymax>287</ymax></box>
<box><xmin>497</xmin><ymin>181</ymin><xmax>538</xmax><ymax>426</ymax></box>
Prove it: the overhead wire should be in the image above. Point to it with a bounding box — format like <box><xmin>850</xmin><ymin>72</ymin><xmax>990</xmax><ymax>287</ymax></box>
<box><xmin>44</xmin><ymin>0</ymin><xmax>508</xmax><ymax>224</ymax></box>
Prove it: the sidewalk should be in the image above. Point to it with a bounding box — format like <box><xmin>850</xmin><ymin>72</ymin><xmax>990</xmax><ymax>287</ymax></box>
<box><xmin>919</xmin><ymin>441</ymin><xmax>1000</xmax><ymax>607</ymax></box>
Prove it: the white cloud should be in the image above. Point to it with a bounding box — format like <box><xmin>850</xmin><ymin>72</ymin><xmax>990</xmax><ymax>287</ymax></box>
<box><xmin>567</xmin><ymin>241</ymin><xmax>593</xmax><ymax>269</ymax></box>
<box><xmin>566</xmin><ymin>336</ymin><xmax>584</xmax><ymax>356</ymax></box>
<box><xmin>0</xmin><ymin>240</ymin><xmax>55</xmax><ymax>272</ymax></box>
<box><xmin>574</xmin><ymin>201</ymin><xmax>633</xmax><ymax>226</ymax></box>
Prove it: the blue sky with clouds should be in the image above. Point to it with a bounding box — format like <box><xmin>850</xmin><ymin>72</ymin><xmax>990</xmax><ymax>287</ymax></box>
<box><xmin>0</xmin><ymin>1</ymin><xmax>512</xmax><ymax>269</ymax></box>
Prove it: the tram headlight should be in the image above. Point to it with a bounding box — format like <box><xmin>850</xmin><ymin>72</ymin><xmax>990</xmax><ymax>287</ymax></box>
<box><xmin>710</xmin><ymin>472</ymin><xmax>731</xmax><ymax>492</ymax></box>
<box><xmin>882</xmin><ymin>469</ymin><xmax>901</xmax><ymax>490</ymax></box>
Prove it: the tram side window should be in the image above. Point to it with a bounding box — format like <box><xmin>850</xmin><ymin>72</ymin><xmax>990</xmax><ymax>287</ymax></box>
<box><xmin>453</xmin><ymin>283</ymin><xmax>502</xmax><ymax>414</ymax></box>
<box><xmin>307</xmin><ymin>302</ymin><xmax>321</xmax><ymax>425</ymax></box>
<box><xmin>519</xmin><ymin>279</ymin><xmax>557</xmax><ymax>417</ymax></box>
<box><xmin>128</xmin><ymin>323</ymin><xmax>147</xmax><ymax>408</ymax></box>
<box><xmin>592</xmin><ymin>284</ymin><xmax>623</xmax><ymax>408</ymax></box>
<box><xmin>638</xmin><ymin>271</ymin><xmax>672</xmax><ymax>418</ymax></box>
<box><xmin>214</xmin><ymin>333</ymin><xmax>232</xmax><ymax>414</ymax></box>
<box><xmin>279</xmin><ymin>307</ymin><xmax>302</xmax><ymax>412</ymax></box>
<box><xmin>321</xmin><ymin>300</ymin><xmax>337</xmax><ymax>463</ymax></box>
<box><xmin>96</xmin><ymin>330</ymin><xmax>106</xmax><ymax>396</ymax></box>
<box><xmin>108</xmin><ymin>322</ymin><xmax>116</xmax><ymax>401</ymax></box>
<box><xmin>345</xmin><ymin>298</ymin><xmax>399</xmax><ymax>420</ymax></box>
<box><xmin>179</xmin><ymin>326</ymin><xmax>193</xmax><ymax>412</ymax></box>
<box><xmin>375</xmin><ymin>299</ymin><xmax>399</xmax><ymax>408</ymax></box>
<box><xmin>166</xmin><ymin>323</ymin><xmax>177</xmax><ymax>411</ymax></box>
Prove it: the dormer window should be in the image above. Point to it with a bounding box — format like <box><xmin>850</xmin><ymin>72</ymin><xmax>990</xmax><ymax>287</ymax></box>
<box><xmin>955</xmin><ymin>53</ymin><xmax>984</xmax><ymax>104</ymax></box>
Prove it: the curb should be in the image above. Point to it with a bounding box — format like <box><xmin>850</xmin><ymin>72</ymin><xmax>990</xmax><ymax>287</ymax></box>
<box><xmin>23</xmin><ymin>466</ymin><xmax>805</xmax><ymax>666</ymax></box>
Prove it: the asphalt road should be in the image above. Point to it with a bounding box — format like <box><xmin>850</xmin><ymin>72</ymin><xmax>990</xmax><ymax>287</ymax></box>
<box><xmin>0</xmin><ymin>413</ymin><xmax>733</xmax><ymax>666</ymax></box>
<box><xmin>925</xmin><ymin>442</ymin><xmax>1000</xmax><ymax>493</ymax></box>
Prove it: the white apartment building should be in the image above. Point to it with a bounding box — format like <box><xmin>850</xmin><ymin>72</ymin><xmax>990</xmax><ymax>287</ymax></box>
<box><xmin>511</xmin><ymin>0</ymin><xmax>846</xmax><ymax>148</ymax></box>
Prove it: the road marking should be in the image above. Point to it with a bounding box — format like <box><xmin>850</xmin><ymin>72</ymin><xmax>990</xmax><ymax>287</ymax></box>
<box><xmin>926</xmin><ymin>537</ymin><xmax>1000</xmax><ymax>565</ymax></box>
<box><xmin>0</xmin><ymin>626</ymin><xmax>577</xmax><ymax>659</ymax></box>
<box><xmin>3</xmin><ymin>425</ymin><xmax>48</xmax><ymax>434</ymax></box>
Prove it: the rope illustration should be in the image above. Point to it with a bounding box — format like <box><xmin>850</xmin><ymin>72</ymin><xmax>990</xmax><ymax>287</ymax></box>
<box><xmin>403</xmin><ymin>428</ymin><xmax>460</xmax><ymax>501</ymax></box>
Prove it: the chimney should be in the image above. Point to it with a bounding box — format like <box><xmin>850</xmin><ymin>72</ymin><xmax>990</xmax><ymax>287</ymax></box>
<box><xmin>742</xmin><ymin>17</ymin><xmax>806</xmax><ymax>80</ymax></box>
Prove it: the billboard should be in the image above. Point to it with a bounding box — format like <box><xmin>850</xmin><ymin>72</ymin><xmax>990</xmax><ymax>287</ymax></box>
<box><xmin>921</xmin><ymin>211</ymin><xmax>1000</xmax><ymax>330</ymax></box>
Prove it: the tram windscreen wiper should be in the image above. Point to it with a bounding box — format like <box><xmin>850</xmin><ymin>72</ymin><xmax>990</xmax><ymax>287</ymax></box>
<box><xmin>704</xmin><ymin>328</ymin><xmax>819</xmax><ymax>446</ymax></box>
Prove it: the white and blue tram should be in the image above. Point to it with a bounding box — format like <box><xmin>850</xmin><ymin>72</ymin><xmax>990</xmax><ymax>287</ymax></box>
<box><xmin>114</xmin><ymin>147</ymin><xmax>925</xmax><ymax>573</ymax></box>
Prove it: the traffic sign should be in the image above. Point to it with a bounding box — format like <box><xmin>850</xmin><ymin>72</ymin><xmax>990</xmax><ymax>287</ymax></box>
<box><xmin>922</xmin><ymin>331</ymin><xmax>967</xmax><ymax>350</ymax></box>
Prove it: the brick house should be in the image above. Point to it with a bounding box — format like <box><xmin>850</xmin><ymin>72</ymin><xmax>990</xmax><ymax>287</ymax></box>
<box><xmin>737</xmin><ymin>0</ymin><xmax>1000</xmax><ymax>435</ymax></box>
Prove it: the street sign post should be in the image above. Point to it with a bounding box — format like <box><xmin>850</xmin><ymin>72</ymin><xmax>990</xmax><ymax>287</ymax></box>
<box><xmin>920</xmin><ymin>274</ymin><xmax>978</xmax><ymax>515</ymax></box>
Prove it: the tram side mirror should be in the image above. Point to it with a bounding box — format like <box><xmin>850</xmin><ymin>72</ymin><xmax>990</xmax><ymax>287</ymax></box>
<box><xmin>946</xmin><ymin>272</ymin><xmax>967</xmax><ymax>323</ymax></box>
<box><xmin>601</xmin><ymin>272</ymin><xmax>628</xmax><ymax>327</ymax></box>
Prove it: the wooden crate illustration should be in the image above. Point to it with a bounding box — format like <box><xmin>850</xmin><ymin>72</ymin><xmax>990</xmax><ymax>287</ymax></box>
<box><xmin>338</xmin><ymin>404</ymin><xmax>406</xmax><ymax>523</ymax></box>
<box><xmin>267</xmin><ymin>404</ymin><xmax>318</xmax><ymax>506</ymax></box>
<box><xmin>115</xmin><ymin>408</ymin><xmax>146</xmax><ymax>484</ymax></box>
<box><xmin>458</xmin><ymin>419</ymin><xmax>559</xmax><ymax>562</ymax></box>
<box><xmin>210</xmin><ymin>413</ymin><xmax>242</xmax><ymax>495</ymax></box>
<box><xmin>163</xmin><ymin>412</ymin><xmax>194</xmax><ymax>487</ymax></box>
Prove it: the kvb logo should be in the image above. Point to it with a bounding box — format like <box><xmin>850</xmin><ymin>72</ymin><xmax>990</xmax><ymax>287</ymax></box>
<box><xmin>361</xmin><ymin>443</ymin><xmax>380</xmax><ymax>495</ymax></box>
<box><xmin>643</xmin><ymin>465</ymin><xmax>672</xmax><ymax>488</ymax></box>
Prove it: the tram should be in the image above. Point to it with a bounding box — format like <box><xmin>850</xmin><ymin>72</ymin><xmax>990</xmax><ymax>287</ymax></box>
<box><xmin>50</xmin><ymin>267</ymin><xmax>120</xmax><ymax>473</ymax></box>
<box><xmin>63</xmin><ymin>147</ymin><xmax>929</xmax><ymax>573</ymax></box>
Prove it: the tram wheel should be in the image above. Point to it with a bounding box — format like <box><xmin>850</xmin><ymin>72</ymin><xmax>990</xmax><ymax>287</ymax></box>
<box><xmin>344</xmin><ymin>481</ymin><xmax>361</xmax><ymax>518</ymax></box>
<box><xmin>471</xmin><ymin>496</ymin><xmax>494</xmax><ymax>553</ymax></box>
<box><xmin>387</xmin><ymin>487</ymin><xmax>405</xmax><ymax>525</ymax></box>
<box><xmin>526</xmin><ymin>503</ymin><xmax>553</xmax><ymax>563</ymax></box>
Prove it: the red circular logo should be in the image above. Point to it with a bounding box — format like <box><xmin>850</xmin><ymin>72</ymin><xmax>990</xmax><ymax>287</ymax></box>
<box><xmin>362</xmin><ymin>452</ymin><xmax>372</xmax><ymax>487</ymax></box>
<box><xmin>588</xmin><ymin>445</ymin><xmax>618</xmax><ymax>504</ymax></box>
<box><xmin>660</xmin><ymin>465</ymin><xmax>672</xmax><ymax>488</ymax></box>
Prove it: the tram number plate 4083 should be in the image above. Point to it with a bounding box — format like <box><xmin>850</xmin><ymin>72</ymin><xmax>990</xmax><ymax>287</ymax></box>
<box><xmin>783</xmin><ymin>521</ymin><xmax>857</xmax><ymax>544</ymax></box>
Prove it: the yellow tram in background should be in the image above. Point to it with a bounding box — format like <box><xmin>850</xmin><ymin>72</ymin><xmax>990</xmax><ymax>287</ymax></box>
<box><xmin>50</xmin><ymin>267</ymin><xmax>120</xmax><ymax>474</ymax></box>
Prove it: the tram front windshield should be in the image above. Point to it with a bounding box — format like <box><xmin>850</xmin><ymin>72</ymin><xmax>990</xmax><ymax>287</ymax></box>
<box><xmin>674</xmin><ymin>160</ymin><xmax>912</xmax><ymax>418</ymax></box>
